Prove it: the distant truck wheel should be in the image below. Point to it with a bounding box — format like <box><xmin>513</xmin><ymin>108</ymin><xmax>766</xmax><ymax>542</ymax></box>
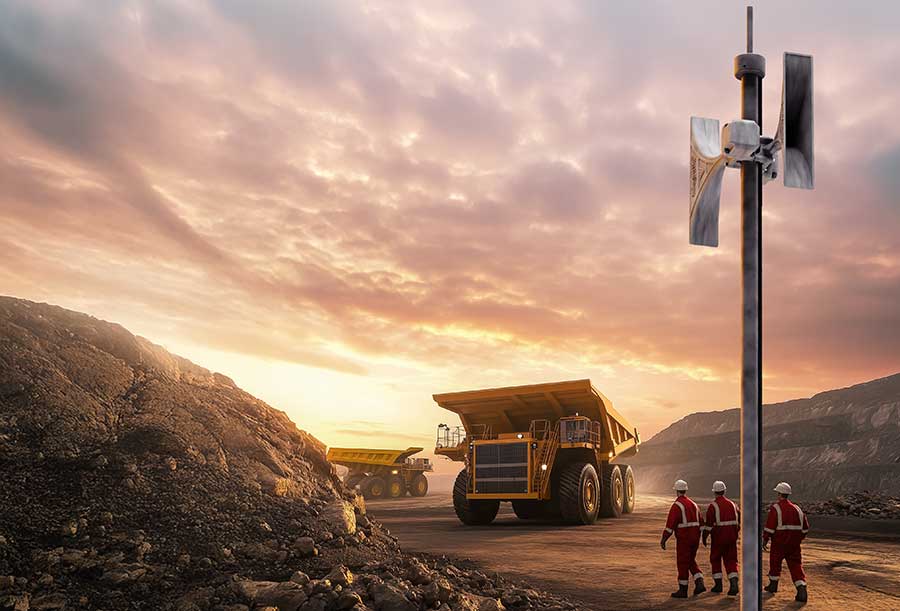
<box><xmin>621</xmin><ymin>465</ymin><xmax>636</xmax><ymax>514</ymax></box>
<box><xmin>511</xmin><ymin>500</ymin><xmax>549</xmax><ymax>520</ymax></box>
<box><xmin>388</xmin><ymin>476</ymin><xmax>405</xmax><ymax>498</ymax></box>
<box><xmin>600</xmin><ymin>463</ymin><xmax>625</xmax><ymax>518</ymax></box>
<box><xmin>558</xmin><ymin>462</ymin><xmax>600</xmax><ymax>525</ymax></box>
<box><xmin>453</xmin><ymin>469</ymin><xmax>499</xmax><ymax>525</ymax></box>
<box><xmin>361</xmin><ymin>476</ymin><xmax>386</xmax><ymax>499</ymax></box>
<box><xmin>409</xmin><ymin>473</ymin><xmax>429</xmax><ymax>497</ymax></box>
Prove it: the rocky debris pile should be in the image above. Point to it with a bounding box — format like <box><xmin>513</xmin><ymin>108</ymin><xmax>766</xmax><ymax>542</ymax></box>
<box><xmin>804</xmin><ymin>492</ymin><xmax>900</xmax><ymax>520</ymax></box>
<box><xmin>0</xmin><ymin>297</ymin><xmax>583</xmax><ymax>611</ymax></box>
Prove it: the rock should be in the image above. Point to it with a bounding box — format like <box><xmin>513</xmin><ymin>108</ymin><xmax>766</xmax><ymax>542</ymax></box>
<box><xmin>454</xmin><ymin>594</ymin><xmax>505</xmax><ymax>611</ymax></box>
<box><xmin>293</xmin><ymin>537</ymin><xmax>316</xmax><ymax>557</ymax></box>
<box><xmin>326</xmin><ymin>565</ymin><xmax>353</xmax><ymax>587</ymax></box>
<box><xmin>368</xmin><ymin>582</ymin><xmax>416</xmax><ymax>611</ymax></box>
<box><xmin>336</xmin><ymin>591</ymin><xmax>363</xmax><ymax>610</ymax></box>
<box><xmin>407</xmin><ymin>559</ymin><xmax>433</xmax><ymax>585</ymax></box>
<box><xmin>0</xmin><ymin>593</ymin><xmax>30</xmax><ymax>611</ymax></box>
<box><xmin>177</xmin><ymin>554</ymin><xmax>191</xmax><ymax>568</ymax></box>
<box><xmin>322</xmin><ymin>501</ymin><xmax>356</xmax><ymax>536</ymax></box>
<box><xmin>29</xmin><ymin>593</ymin><xmax>67</xmax><ymax>610</ymax></box>
<box><xmin>59</xmin><ymin>520</ymin><xmax>78</xmax><ymax>537</ymax></box>
<box><xmin>236</xmin><ymin>581</ymin><xmax>308</xmax><ymax>611</ymax></box>
<box><xmin>0</xmin><ymin>578</ymin><xmax>13</xmax><ymax>590</ymax></box>
<box><xmin>289</xmin><ymin>571</ymin><xmax>310</xmax><ymax>586</ymax></box>
<box><xmin>166</xmin><ymin>457</ymin><xmax>178</xmax><ymax>471</ymax></box>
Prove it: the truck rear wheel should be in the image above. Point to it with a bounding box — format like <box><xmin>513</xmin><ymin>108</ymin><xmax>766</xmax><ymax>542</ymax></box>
<box><xmin>558</xmin><ymin>462</ymin><xmax>600</xmax><ymax>525</ymax></box>
<box><xmin>622</xmin><ymin>465</ymin><xmax>636</xmax><ymax>513</ymax></box>
<box><xmin>600</xmin><ymin>463</ymin><xmax>624</xmax><ymax>518</ymax></box>
<box><xmin>361</xmin><ymin>476</ymin><xmax>386</xmax><ymax>499</ymax></box>
<box><xmin>388</xmin><ymin>475</ymin><xmax>405</xmax><ymax>498</ymax></box>
<box><xmin>453</xmin><ymin>469</ymin><xmax>499</xmax><ymax>525</ymax></box>
<box><xmin>409</xmin><ymin>473</ymin><xmax>429</xmax><ymax>497</ymax></box>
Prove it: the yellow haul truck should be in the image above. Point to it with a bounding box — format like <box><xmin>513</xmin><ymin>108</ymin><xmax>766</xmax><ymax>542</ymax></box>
<box><xmin>433</xmin><ymin>379</ymin><xmax>640</xmax><ymax>525</ymax></box>
<box><xmin>326</xmin><ymin>447</ymin><xmax>433</xmax><ymax>499</ymax></box>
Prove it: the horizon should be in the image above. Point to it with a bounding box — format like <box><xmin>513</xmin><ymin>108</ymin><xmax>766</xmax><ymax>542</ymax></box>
<box><xmin>2</xmin><ymin>1</ymin><xmax>899</xmax><ymax>451</ymax></box>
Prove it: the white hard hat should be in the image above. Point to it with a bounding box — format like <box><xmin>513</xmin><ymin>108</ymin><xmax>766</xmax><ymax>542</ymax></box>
<box><xmin>774</xmin><ymin>482</ymin><xmax>792</xmax><ymax>495</ymax></box>
<box><xmin>674</xmin><ymin>479</ymin><xmax>688</xmax><ymax>491</ymax></box>
<box><xmin>712</xmin><ymin>481</ymin><xmax>727</xmax><ymax>493</ymax></box>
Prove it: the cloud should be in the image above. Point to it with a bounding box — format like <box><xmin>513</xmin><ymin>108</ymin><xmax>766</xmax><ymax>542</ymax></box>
<box><xmin>1</xmin><ymin>0</ymin><xmax>899</xmax><ymax>440</ymax></box>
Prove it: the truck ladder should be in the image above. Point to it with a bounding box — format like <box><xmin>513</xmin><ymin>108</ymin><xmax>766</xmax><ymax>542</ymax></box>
<box><xmin>533</xmin><ymin>426</ymin><xmax>559</xmax><ymax>497</ymax></box>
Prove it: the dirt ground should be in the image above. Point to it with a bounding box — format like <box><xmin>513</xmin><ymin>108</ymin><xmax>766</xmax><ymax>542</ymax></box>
<box><xmin>368</xmin><ymin>493</ymin><xmax>900</xmax><ymax>611</ymax></box>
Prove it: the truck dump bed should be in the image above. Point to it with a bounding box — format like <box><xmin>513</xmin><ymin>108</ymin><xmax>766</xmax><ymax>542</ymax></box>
<box><xmin>433</xmin><ymin>379</ymin><xmax>640</xmax><ymax>459</ymax></box>
<box><xmin>327</xmin><ymin>447</ymin><xmax>424</xmax><ymax>468</ymax></box>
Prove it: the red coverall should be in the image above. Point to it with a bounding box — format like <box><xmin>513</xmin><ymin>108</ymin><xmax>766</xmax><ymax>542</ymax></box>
<box><xmin>763</xmin><ymin>498</ymin><xmax>810</xmax><ymax>587</ymax></box>
<box><xmin>703</xmin><ymin>495</ymin><xmax>740</xmax><ymax>580</ymax></box>
<box><xmin>661</xmin><ymin>495</ymin><xmax>703</xmax><ymax>586</ymax></box>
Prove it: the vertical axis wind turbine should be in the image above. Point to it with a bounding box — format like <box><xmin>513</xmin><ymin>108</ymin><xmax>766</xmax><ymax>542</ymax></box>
<box><xmin>688</xmin><ymin>6</ymin><xmax>814</xmax><ymax>610</ymax></box>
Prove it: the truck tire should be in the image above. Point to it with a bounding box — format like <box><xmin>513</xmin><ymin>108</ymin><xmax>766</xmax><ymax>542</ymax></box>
<box><xmin>511</xmin><ymin>500</ymin><xmax>548</xmax><ymax>520</ymax></box>
<box><xmin>600</xmin><ymin>463</ymin><xmax>624</xmax><ymax>518</ymax></box>
<box><xmin>361</xmin><ymin>476</ymin><xmax>386</xmax><ymax>499</ymax></box>
<box><xmin>622</xmin><ymin>465</ymin><xmax>636</xmax><ymax>514</ymax></box>
<box><xmin>387</xmin><ymin>475</ymin><xmax>405</xmax><ymax>498</ymax></box>
<box><xmin>558</xmin><ymin>462</ymin><xmax>600</xmax><ymax>525</ymax></box>
<box><xmin>409</xmin><ymin>473</ymin><xmax>429</xmax><ymax>497</ymax></box>
<box><xmin>453</xmin><ymin>469</ymin><xmax>499</xmax><ymax>525</ymax></box>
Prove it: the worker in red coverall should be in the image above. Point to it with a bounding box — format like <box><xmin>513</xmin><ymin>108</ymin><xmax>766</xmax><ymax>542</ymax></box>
<box><xmin>660</xmin><ymin>479</ymin><xmax>706</xmax><ymax>598</ymax></box>
<box><xmin>702</xmin><ymin>480</ymin><xmax>740</xmax><ymax>596</ymax></box>
<box><xmin>763</xmin><ymin>481</ymin><xmax>810</xmax><ymax>603</ymax></box>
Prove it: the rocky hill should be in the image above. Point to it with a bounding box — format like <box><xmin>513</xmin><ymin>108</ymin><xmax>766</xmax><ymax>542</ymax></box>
<box><xmin>0</xmin><ymin>297</ymin><xmax>578</xmax><ymax>611</ymax></box>
<box><xmin>631</xmin><ymin>373</ymin><xmax>900</xmax><ymax>499</ymax></box>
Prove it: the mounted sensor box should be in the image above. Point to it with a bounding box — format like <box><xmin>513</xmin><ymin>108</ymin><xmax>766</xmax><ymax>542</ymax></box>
<box><xmin>722</xmin><ymin>120</ymin><xmax>760</xmax><ymax>163</ymax></box>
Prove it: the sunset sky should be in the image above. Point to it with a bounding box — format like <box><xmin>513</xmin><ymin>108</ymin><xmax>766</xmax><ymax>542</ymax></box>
<box><xmin>1</xmin><ymin>1</ymin><xmax>898</xmax><ymax>459</ymax></box>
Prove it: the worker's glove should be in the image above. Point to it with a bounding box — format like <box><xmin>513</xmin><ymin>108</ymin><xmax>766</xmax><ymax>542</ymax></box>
<box><xmin>660</xmin><ymin>538</ymin><xmax>667</xmax><ymax>550</ymax></box>
<box><xmin>702</xmin><ymin>534</ymin><xmax>708</xmax><ymax>548</ymax></box>
<box><xmin>762</xmin><ymin>539</ymin><xmax>769</xmax><ymax>552</ymax></box>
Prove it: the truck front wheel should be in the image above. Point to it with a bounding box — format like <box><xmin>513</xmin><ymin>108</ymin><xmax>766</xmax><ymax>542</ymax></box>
<box><xmin>558</xmin><ymin>462</ymin><xmax>600</xmax><ymax>525</ymax></box>
<box><xmin>387</xmin><ymin>475</ymin><xmax>405</xmax><ymax>498</ymax></box>
<box><xmin>453</xmin><ymin>469</ymin><xmax>499</xmax><ymax>525</ymax></box>
<box><xmin>600</xmin><ymin>463</ymin><xmax>625</xmax><ymax>518</ymax></box>
<box><xmin>409</xmin><ymin>473</ymin><xmax>429</xmax><ymax>497</ymax></box>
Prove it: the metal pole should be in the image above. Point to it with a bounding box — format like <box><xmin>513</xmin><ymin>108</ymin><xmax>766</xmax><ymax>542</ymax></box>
<box><xmin>735</xmin><ymin>6</ymin><xmax>764</xmax><ymax>610</ymax></box>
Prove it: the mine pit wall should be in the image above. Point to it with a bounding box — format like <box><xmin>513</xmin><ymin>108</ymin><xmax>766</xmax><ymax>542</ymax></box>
<box><xmin>630</xmin><ymin>376</ymin><xmax>900</xmax><ymax>500</ymax></box>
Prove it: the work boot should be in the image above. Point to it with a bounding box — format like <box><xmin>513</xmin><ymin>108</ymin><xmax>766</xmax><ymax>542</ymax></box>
<box><xmin>727</xmin><ymin>577</ymin><xmax>739</xmax><ymax>596</ymax></box>
<box><xmin>795</xmin><ymin>584</ymin><xmax>808</xmax><ymax>603</ymax></box>
<box><xmin>693</xmin><ymin>577</ymin><xmax>706</xmax><ymax>596</ymax></box>
<box><xmin>671</xmin><ymin>585</ymin><xmax>688</xmax><ymax>598</ymax></box>
<box><xmin>764</xmin><ymin>579</ymin><xmax>778</xmax><ymax>594</ymax></box>
<box><xmin>711</xmin><ymin>578</ymin><xmax>723</xmax><ymax>593</ymax></box>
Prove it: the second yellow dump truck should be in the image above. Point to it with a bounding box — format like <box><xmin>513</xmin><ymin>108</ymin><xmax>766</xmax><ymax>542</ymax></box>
<box><xmin>326</xmin><ymin>447</ymin><xmax>433</xmax><ymax>499</ymax></box>
<box><xmin>434</xmin><ymin>379</ymin><xmax>640</xmax><ymax>525</ymax></box>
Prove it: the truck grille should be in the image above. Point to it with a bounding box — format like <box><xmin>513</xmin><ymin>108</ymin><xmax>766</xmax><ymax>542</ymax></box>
<box><xmin>473</xmin><ymin>442</ymin><xmax>529</xmax><ymax>494</ymax></box>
